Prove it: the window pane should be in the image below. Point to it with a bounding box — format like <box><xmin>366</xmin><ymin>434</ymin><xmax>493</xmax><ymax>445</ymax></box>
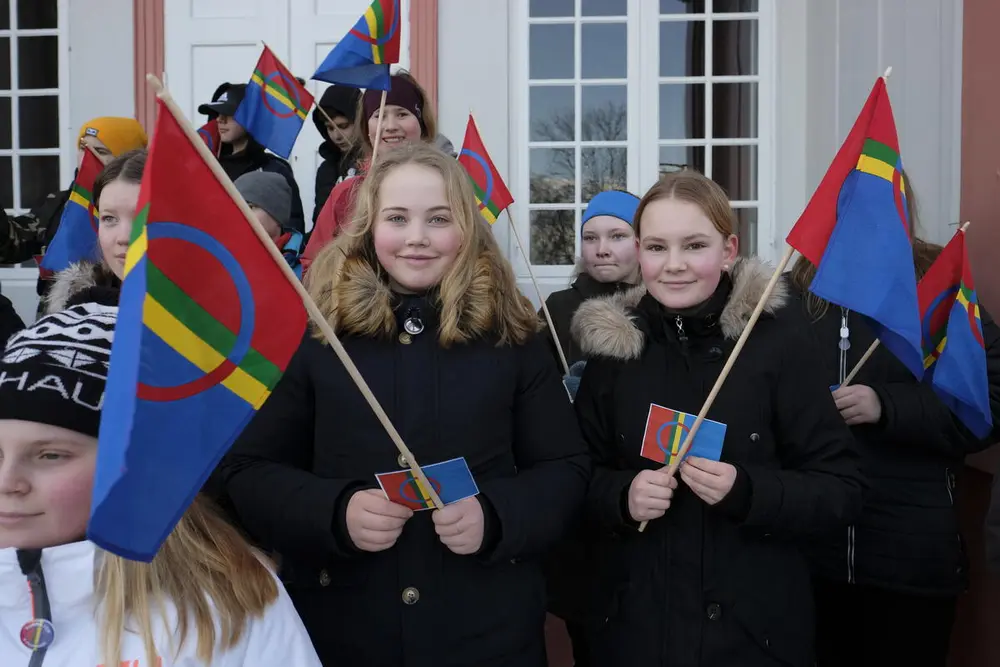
<box><xmin>0</xmin><ymin>38</ymin><xmax>10</xmax><ymax>90</ymax></box>
<box><xmin>19</xmin><ymin>36</ymin><xmax>58</xmax><ymax>89</ymax></box>
<box><xmin>19</xmin><ymin>96</ymin><xmax>58</xmax><ymax>148</ymax></box>
<box><xmin>530</xmin><ymin>0</ymin><xmax>574</xmax><ymax>18</ymax></box>
<box><xmin>661</xmin><ymin>0</ymin><xmax>704</xmax><ymax>13</ymax></box>
<box><xmin>530</xmin><ymin>86</ymin><xmax>574</xmax><ymax>142</ymax></box>
<box><xmin>530</xmin><ymin>148</ymin><xmax>575</xmax><ymax>204</ymax></box>
<box><xmin>713</xmin><ymin>82</ymin><xmax>757</xmax><ymax>138</ymax></box>
<box><xmin>582</xmin><ymin>23</ymin><xmax>626</xmax><ymax>79</ymax></box>
<box><xmin>734</xmin><ymin>207</ymin><xmax>757</xmax><ymax>256</ymax></box>
<box><xmin>713</xmin><ymin>20</ymin><xmax>758</xmax><ymax>76</ymax></box>
<box><xmin>0</xmin><ymin>156</ymin><xmax>11</xmax><ymax>209</ymax></box>
<box><xmin>582</xmin><ymin>148</ymin><xmax>627</xmax><ymax>202</ymax></box>
<box><xmin>716</xmin><ymin>0</ymin><xmax>759</xmax><ymax>12</ymax></box>
<box><xmin>0</xmin><ymin>0</ymin><xmax>7</xmax><ymax>30</ymax></box>
<box><xmin>0</xmin><ymin>97</ymin><xmax>11</xmax><ymax>150</ymax></box>
<box><xmin>581</xmin><ymin>85</ymin><xmax>626</xmax><ymax>141</ymax></box>
<box><xmin>582</xmin><ymin>0</ymin><xmax>627</xmax><ymax>16</ymax></box>
<box><xmin>530</xmin><ymin>209</ymin><xmax>575</xmax><ymax>265</ymax></box>
<box><xmin>17</xmin><ymin>0</ymin><xmax>56</xmax><ymax>29</ymax></box>
<box><xmin>659</xmin><ymin>83</ymin><xmax>704</xmax><ymax>139</ymax></box>
<box><xmin>530</xmin><ymin>24</ymin><xmax>574</xmax><ymax>79</ymax></box>
<box><xmin>660</xmin><ymin>20</ymin><xmax>704</xmax><ymax>77</ymax></box>
<box><xmin>659</xmin><ymin>145</ymin><xmax>704</xmax><ymax>176</ymax></box>
<box><xmin>712</xmin><ymin>145</ymin><xmax>757</xmax><ymax>200</ymax></box>
<box><xmin>20</xmin><ymin>155</ymin><xmax>59</xmax><ymax>209</ymax></box>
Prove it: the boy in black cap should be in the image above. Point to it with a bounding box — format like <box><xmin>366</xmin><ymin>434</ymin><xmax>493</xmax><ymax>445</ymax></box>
<box><xmin>198</xmin><ymin>82</ymin><xmax>306</xmax><ymax>235</ymax></box>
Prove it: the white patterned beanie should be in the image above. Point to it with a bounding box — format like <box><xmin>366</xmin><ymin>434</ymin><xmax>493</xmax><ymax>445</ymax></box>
<box><xmin>0</xmin><ymin>302</ymin><xmax>117</xmax><ymax>437</ymax></box>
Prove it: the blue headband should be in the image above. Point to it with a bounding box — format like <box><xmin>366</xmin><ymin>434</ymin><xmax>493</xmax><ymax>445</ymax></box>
<box><xmin>581</xmin><ymin>190</ymin><xmax>640</xmax><ymax>235</ymax></box>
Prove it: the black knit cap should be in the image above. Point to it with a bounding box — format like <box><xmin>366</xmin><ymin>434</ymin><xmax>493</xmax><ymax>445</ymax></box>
<box><xmin>0</xmin><ymin>303</ymin><xmax>117</xmax><ymax>438</ymax></box>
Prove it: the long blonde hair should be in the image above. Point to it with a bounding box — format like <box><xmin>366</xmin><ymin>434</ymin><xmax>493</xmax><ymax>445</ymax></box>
<box><xmin>96</xmin><ymin>495</ymin><xmax>278</xmax><ymax>665</ymax></box>
<box><xmin>304</xmin><ymin>142</ymin><xmax>539</xmax><ymax>347</ymax></box>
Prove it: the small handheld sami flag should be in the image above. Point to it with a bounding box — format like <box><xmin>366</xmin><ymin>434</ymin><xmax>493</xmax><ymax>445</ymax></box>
<box><xmin>917</xmin><ymin>229</ymin><xmax>993</xmax><ymax>438</ymax></box>
<box><xmin>312</xmin><ymin>0</ymin><xmax>400</xmax><ymax>90</ymax></box>
<box><xmin>89</xmin><ymin>97</ymin><xmax>308</xmax><ymax>562</ymax></box>
<box><xmin>458</xmin><ymin>115</ymin><xmax>514</xmax><ymax>225</ymax></box>
<box><xmin>375</xmin><ymin>457</ymin><xmax>480</xmax><ymax>512</ymax></box>
<box><xmin>39</xmin><ymin>149</ymin><xmax>103</xmax><ymax>271</ymax></box>
<box><xmin>640</xmin><ymin>404</ymin><xmax>727</xmax><ymax>467</ymax></box>
<box><xmin>234</xmin><ymin>45</ymin><xmax>315</xmax><ymax>159</ymax></box>
<box><xmin>197</xmin><ymin>118</ymin><xmax>221</xmax><ymax>158</ymax></box>
<box><xmin>786</xmin><ymin>76</ymin><xmax>924</xmax><ymax>380</ymax></box>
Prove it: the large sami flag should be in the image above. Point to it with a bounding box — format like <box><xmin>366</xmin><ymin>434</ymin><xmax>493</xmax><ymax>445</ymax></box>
<box><xmin>786</xmin><ymin>77</ymin><xmax>924</xmax><ymax>379</ymax></box>
<box><xmin>234</xmin><ymin>45</ymin><xmax>315</xmax><ymax>159</ymax></box>
<box><xmin>88</xmin><ymin>97</ymin><xmax>308</xmax><ymax>562</ymax></box>
<box><xmin>197</xmin><ymin>118</ymin><xmax>221</xmax><ymax>157</ymax></box>
<box><xmin>639</xmin><ymin>404</ymin><xmax>726</xmax><ymax>467</ymax></box>
<box><xmin>39</xmin><ymin>149</ymin><xmax>103</xmax><ymax>271</ymax></box>
<box><xmin>312</xmin><ymin>0</ymin><xmax>400</xmax><ymax>90</ymax></box>
<box><xmin>917</xmin><ymin>229</ymin><xmax>993</xmax><ymax>438</ymax></box>
<box><xmin>458</xmin><ymin>115</ymin><xmax>514</xmax><ymax>225</ymax></box>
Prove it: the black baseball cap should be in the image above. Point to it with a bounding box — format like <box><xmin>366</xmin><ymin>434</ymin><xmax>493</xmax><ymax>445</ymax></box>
<box><xmin>198</xmin><ymin>83</ymin><xmax>247</xmax><ymax>117</ymax></box>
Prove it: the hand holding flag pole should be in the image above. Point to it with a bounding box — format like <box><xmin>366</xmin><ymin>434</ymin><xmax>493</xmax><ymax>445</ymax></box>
<box><xmin>840</xmin><ymin>220</ymin><xmax>972</xmax><ymax>387</ymax></box>
<box><xmin>145</xmin><ymin>73</ymin><xmax>444</xmax><ymax>511</ymax></box>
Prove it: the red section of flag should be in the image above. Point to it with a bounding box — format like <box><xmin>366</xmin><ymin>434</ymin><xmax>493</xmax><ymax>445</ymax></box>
<box><xmin>457</xmin><ymin>115</ymin><xmax>514</xmax><ymax>213</ymax></box>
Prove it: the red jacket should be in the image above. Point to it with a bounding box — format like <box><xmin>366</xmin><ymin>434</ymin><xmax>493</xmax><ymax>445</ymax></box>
<box><xmin>302</xmin><ymin>173</ymin><xmax>366</xmax><ymax>272</ymax></box>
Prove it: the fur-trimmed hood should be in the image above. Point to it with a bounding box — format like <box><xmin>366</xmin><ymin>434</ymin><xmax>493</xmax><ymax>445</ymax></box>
<box><xmin>44</xmin><ymin>262</ymin><xmax>120</xmax><ymax>314</ymax></box>
<box><xmin>570</xmin><ymin>257</ymin><xmax>788</xmax><ymax>361</ymax></box>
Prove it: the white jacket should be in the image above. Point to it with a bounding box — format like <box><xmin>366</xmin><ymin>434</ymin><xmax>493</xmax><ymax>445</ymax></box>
<box><xmin>0</xmin><ymin>541</ymin><xmax>323</xmax><ymax>666</ymax></box>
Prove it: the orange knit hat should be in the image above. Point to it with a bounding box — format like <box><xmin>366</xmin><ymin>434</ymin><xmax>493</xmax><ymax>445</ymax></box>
<box><xmin>77</xmin><ymin>117</ymin><xmax>148</xmax><ymax>157</ymax></box>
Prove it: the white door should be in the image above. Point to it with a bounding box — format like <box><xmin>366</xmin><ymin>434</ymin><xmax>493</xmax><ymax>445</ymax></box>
<box><xmin>164</xmin><ymin>0</ymin><xmax>290</xmax><ymax>132</ymax></box>
<box><xmin>288</xmin><ymin>0</ymin><xmax>411</xmax><ymax>226</ymax></box>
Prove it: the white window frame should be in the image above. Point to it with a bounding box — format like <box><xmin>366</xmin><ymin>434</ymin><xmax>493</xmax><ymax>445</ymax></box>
<box><xmin>509</xmin><ymin>0</ymin><xmax>776</xmax><ymax>282</ymax></box>
<box><xmin>0</xmin><ymin>0</ymin><xmax>71</xmax><ymax>279</ymax></box>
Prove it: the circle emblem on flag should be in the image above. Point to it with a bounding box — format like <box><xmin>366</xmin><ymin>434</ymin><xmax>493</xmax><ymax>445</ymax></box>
<box><xmin>261</xmin><ymin>70</ymin><xmax>302</xmax><ymax>119</ymax></box>
<box><xmin>921</xmin><ymin>286</ymin><xmax>958</xmax><ymax>364</ymax></box>
<box><xmin>399</xmin><ymin>476</ymin><xmax>443</xmax><ymax>504</ymax></box>
<box><xmin>349</xmin><ymin>6</ymin><xmax>401</xmax><ymax>46</ymax></box>
<box><xmin>136</xmin><ymin>222</ymin><xmax>255</xmax><ymax>402</ymax></box>
<box><xmin>656</xmin><ymin>420</ymin><xmax>689</xmax><ymax>457</ymax></box>
<box><xmin>459</xmin><ymin>148</ymin><xmax>494</xmax><ymax>212</ymax></box>
<box><xmin>20</xmin><ymin>618</ymin><xmax>55</xmax><ymax>650</ymax></box>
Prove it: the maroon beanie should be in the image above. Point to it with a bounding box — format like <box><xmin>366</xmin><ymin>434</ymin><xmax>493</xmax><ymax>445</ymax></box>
<box><xmin>362</xmin><ymin>75</ymin><xmax>425</xmax><ymax>132</ymax></box>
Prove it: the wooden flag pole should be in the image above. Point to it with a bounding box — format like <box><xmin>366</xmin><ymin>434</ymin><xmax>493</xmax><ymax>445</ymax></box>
<box><xmin>840</xmin><ymin>220</ymin><xmax>971</xmax><ymax>387</ymax></box>
<box><xmin>505</xmin><ymin>209</ymin><xmax>571</xmax><ymax>376</ymax></box>
<box><xmin>145</xmin><ymin>74</ymin><xmax>444</xmax><ymax>510</ymax></box>
<box><xmin>369</xmin><ymin>89</ymin><xmax>389</xmax><ymax>165</ymax></box>
<box><xmin>638</xmin><ymin>244</ymin><xmax>796</xmax><ymax>532</ymax></box>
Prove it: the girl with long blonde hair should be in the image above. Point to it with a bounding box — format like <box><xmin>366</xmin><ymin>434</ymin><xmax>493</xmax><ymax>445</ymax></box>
<box><xmin>0</xmin><ymin>303</ymin><xmax>321</xmax><ymax>666</ymax></box>
<box><xmin>222</xmin><ymin>142</ymin><xmax>589</xmax><ymax>667</ymax></box>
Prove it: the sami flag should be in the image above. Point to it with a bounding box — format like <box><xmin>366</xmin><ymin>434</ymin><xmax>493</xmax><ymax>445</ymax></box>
<box><xmin>39</xmin><ymin>150</ymin><xmax>103</xmax><ymax>271</ymax></box>
<box><xmin>787</xmin><ymin>77</ymin><xmax>924</xmax><ymax>379</ymax></box>
<box><xmin>639</xmin><ymin>404</ymin><xmax>727</xmax><ymax>467</ymax></box>
<box><xmin>312</xmin><ymin>0</ymin><xmax>400</xmax><ymax>90</ymax></box>
<box><xmin>235</xmin><ymin>45</ymin><xmax>315</xmax><ymax>159</ymax></box>
<box><xmin>89</xmin><ymin>97</ymin><xmax>308</xmax><ymax>562</ymax></box>
<box><xmin>458</xmin><ymin>115</ymin><xmax>514</xmax><ymax>225</ymax></box>
<box><xmin>917</xmin><ymin>230</ymin><xmax>993</xmax><ymax>438</ymax></box>
<box><xmin>375</xmin><ymin>457</ymin><xmax>480</xmax><ymax>512</ymax></box>
<box><xmin>197</xmin><ymin>118</ymin><xmax>221</xmax><ymax>157</ymax></box>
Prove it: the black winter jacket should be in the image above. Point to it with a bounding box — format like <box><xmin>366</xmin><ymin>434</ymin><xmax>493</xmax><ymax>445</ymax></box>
<box><xmin>218</xmin><ymin>141</ymin><xmax>305</xmax><ymax>234</ymax></box>
<box><xmin>571</xmin><ymin>258</ymin><xmax>863</xmax><ymax>667</ymax></box>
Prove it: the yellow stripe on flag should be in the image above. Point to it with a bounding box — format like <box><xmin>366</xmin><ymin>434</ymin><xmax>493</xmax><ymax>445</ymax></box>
<box><xmin>476</xmin><ymin>198</ymin><xmax>498</xmax><ymax>224</ymax></box>
<box><xmin>364</xmin><ymin>8</ymin><xmax>381</xmax><ymax>64</ymax></box>
<box><xmin>856</xmin><ymin>154</ymin><xmax>906</xmax><ymax>194</ymax></box>
<box><xmin>142</xmin><ymin>295</ymin><xmax>271</xmax><ymax>409</ymax></box>
<box><xmin>250</xmin><ymin>72</ymin><xmax>306</xmax><ymax>119</ymax></box>
<box><xmin>412</xmin><ymin>474</ymin><xmax>432</xmax><ymax>505</ymax></box>
<box><xmin>68</xmin><ymin>190</ymin><xmax>90</xmax><ymax>209</ymax></box>
<box><xmin>124</xmin><ymin>227</ymin><xmax>148</xmax><ymax>277</ymax></box>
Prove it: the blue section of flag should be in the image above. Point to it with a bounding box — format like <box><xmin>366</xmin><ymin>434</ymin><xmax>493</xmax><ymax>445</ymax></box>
<box><xmin>312</xmin><ymin>47</ymin><xmax>391</xmax><ymax>90</ymax></box>
<box><xmin>39</xmin><ymin>199</ymin><xmax>99</xmax><ymax>271</ymax></box>
<box><xmin>809</xmin><ymin>169</ymin><xmax>924</xmax><ymax>379</ymax></box>
<box><xmin>675</xmin><ymin>415</ymin><xmax>726</xmax><ymax>462</ymax></box>
<box><xmin>930</xmin><ymin>298</ymin><xmax>993</xmax><ymax>438</ymax></box>
<box><xmin>234</xmin><ymin>79</ymin><xmax>306</xmax><ymax>160</ymax></box>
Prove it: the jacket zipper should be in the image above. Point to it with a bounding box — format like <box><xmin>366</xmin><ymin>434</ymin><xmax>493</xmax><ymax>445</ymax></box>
<box><xmin>674</xmin><ymin>315</ymin><xmax>688</xmax><ymax>345</ymax></box>
<box><xmin>839</xmin><ymin>308</ymin><xmax>856</xmax><ymax>585</ymax></box>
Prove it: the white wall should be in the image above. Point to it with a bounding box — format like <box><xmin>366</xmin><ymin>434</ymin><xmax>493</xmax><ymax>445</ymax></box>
<box><xmin>803</xmin><ymin>0</ymin><xmax>963</xmax><ymax>245</ymax></box>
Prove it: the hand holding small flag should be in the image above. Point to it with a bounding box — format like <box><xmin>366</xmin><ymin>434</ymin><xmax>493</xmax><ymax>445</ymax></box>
<box><xmin>433</xmin><ymin>497</ymin><xmax>486</xmax><ymax>555</ymax></box>
<box><xmin>346</xmin><ymin>489</ymin><xmax>414</xmax><ymax>553</ymax></box>
<box><xmin>678</xmin><ymin>458</ymin><xmax>737</xmax><ymax>506</ymax></box>
<box><xmin>627</xmin><ymin>469</ymin><xmax>678</xmax><ymax>523</ymax></box>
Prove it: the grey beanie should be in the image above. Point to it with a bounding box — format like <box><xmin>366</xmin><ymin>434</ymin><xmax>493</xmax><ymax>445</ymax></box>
<box><xmin>234</xmin><ymin>171</ymin><xmax>292</xmax><ymax>230</ymax></box>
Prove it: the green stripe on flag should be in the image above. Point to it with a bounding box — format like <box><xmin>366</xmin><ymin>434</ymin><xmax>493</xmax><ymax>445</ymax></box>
<box><xmin>146</xmin><ymin>262</ymin><xmax>283</xmax><ymax>389</ymax></box>
<box><xmin>71</xmin><ymin>182</ymin><xmax>93</xmax><ymax>204</ymax></box>
<box><xmin>253</xmin><ymin>68</ymin><xmax>309</xmax><ymax>115</ymax></box>
<box><xmin>372</xmin><ymin>0</ymin><xmax>386</xmax><ymax>37</ymax></box>
<box><xmin>131</xmin><ymin>204</ymin><xmax>149</xmax><ymax>245</ymax></box>
<box><xmin>861</xmin><ymin>138</ymin><xmax>899</xmax><ymax>168</ymax></box>
<box><xmin>470</xmin><ymin>180</ymin><xmax>503</xmax><ymax>218</ymax></box>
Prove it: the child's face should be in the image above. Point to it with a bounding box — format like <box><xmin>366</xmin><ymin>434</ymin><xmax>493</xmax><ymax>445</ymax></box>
<box><xmin>0</xmin><ymin>420</ymin><xmax>97</xmax><ymax>549</ymax></box>
<box><xmin>249</xmin><ymin>204</ymin><xmax>282</xmax><ymax>243</ymax></box>
<box><xmin>217</xmin><ymin>115</ymin><xmax>248</xmax><ymax>144</ymax></box>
